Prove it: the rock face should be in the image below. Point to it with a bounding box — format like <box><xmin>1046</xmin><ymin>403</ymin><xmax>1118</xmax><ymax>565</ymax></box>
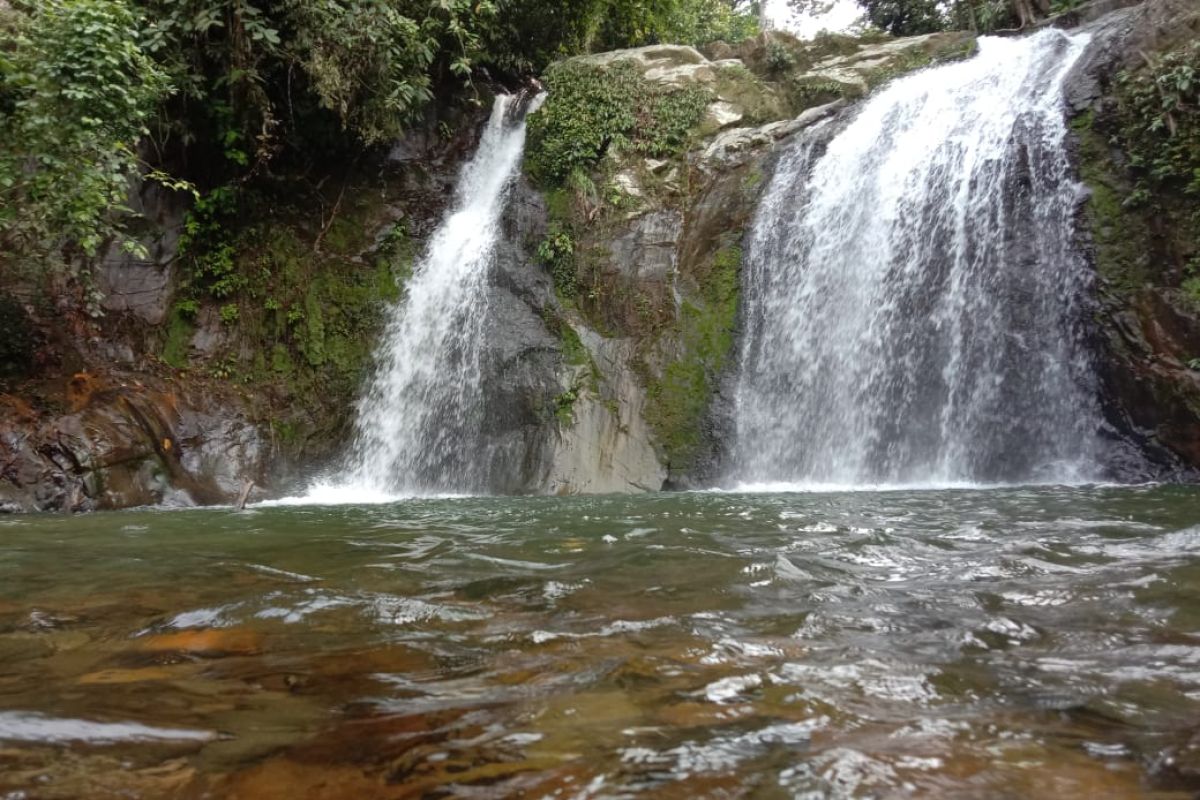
<box><xmin>518</xmin><ymin>32</ymin><xmax>967</xmax><ymax>488</ymax></box>
<box><xmin>0</xmin><ymin>378</ymin><xmax>264</xmax><ymax>513</ymax></box>
<box><xmin>474</xmin><ymin>180</ymin><xmax>563</xmax><ymax>493</ymax></box>
<box><xmin>95</xmin><ymin>183</ymin><xmax>188</xmax><ymax>326</ymax></box>
<box><xmin>0</xmin><ymin>23</ymin><xmax>980</xmax><ymax>509</ymax></box>
<box><xmin>1063</xmin><ymin>0</ymin><xmax>1200</xmax><ymax>476</ymax></box>
<box><xmin>547</xmin><ymin>332</ymin><xmax>667</xmax><ymax>494</ymax></box>
<box><xmin>12</xmin><ymin>1</ymin><xmax>1200</xmax><ymax>510</ymax></box>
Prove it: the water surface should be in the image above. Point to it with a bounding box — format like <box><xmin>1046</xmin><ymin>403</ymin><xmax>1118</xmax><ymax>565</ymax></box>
<box><xmin>2</xmin><ymin>486</ymin><xmax>1200</xmax><ymax>797</ymax></box>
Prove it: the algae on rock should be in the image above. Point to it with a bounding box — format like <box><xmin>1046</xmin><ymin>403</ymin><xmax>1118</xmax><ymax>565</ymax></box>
<box><xmin>1067</xmin><ymin>0</ymin><xmax>1200</xmax><ymax>472</ymax></box>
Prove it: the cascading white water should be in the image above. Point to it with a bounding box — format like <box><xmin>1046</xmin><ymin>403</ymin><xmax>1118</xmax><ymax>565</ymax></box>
<box><xmin>731</xmin><ymin>30</ymin><xmax>1105</xmax><ymax>489</ymax></box>
<box><xmin>307</xmin><ymin>94</ymin><xmax>542</xmax><ymax>502</ymax></box>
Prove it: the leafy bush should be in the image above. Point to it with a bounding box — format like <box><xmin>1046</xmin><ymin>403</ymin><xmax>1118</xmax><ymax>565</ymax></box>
<box><xmin>0</xmin><ymin>0</ymin><xmax>169</xmax><ymax>266</ymax></box>
<box><xmin>538</xmin><ymin>225</ymin><xmax>578</xmax><ymax>298</ymax></box>
<box><xmin>526</xmin><ymin>60</ymin><xmax>711</xmax><ymax>185</ymax></box>
<box><xmin>0</xmin><ymin>0</ymin><xmax>754</xmax><ymax>292</ymax></box>
<box><xmin>1115</xmin><ymin>43</ymin><xmax>1200</xmax><ymax>298</ymax></box>
<box><xmin>766</xmin><ymin>42</ymin><xmax>796</xmax><ymax>75</ymax></box>
<box><xmin>1116</xmin><ymin>42</ymin><xmax>1200</xmax><ymax>200</ymax></box>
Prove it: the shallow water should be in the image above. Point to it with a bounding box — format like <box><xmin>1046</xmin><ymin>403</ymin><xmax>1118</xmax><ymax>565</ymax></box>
<box><xmin>2</xmin><ymin>486</ymin><xmax>1200</xmax><ymax>798</ymax></box>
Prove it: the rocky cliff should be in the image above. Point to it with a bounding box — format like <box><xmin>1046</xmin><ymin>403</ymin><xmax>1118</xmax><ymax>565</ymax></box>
<box><xmin>1063</xmin><ymin>0</ymin><xmax>1200</xmax><ymax>475</ymax></box>
<box><xmin>2</xmin><ymin>0</ymin><xmax>1197</xmax><ymax>511</ymax></box>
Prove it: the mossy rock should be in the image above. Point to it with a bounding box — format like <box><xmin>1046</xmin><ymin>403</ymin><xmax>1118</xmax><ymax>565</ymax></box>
<box><xmin>643</xmin><ymin>240</ymin><xmax>742</xmax><ymax>476</ymax></box>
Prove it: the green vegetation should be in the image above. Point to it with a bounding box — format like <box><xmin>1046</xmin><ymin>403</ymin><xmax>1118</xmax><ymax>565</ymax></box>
<box><xmin>526</xmin><ymin>60</ymin><xmax>712</xmax><ymax>186</ymax></box>
<box><xmin>0</xmin><ymin>0</ymin><xmax>757</xmax><ymax>290</ymax></box>
<box><xmin>538</xmin><ymin>223</ymin><xmax>578</xmax><ymax>298</ymax></box>
<box><xmin>0</xmin><ymin>0</ymin><xmax>169</xmax><ymax>273</ymax></box>
<box><xmin>161</xmin><ymin>304</ymin><xmax>195</xmax><ymax>369</ymax></box>
<box><xmin>644</xmin><ymin>243</ymin><xmax>741</xmax><ymax>472</ymax></box>
<box><xmin>805</xmin><ymin>0</ymin><xmax>1055</xmax><ymax>35</ymax></box>
<box><xmin>1072</xmin><ymin>112</ymin><xmax>1148</xmax><ymax>293</ymax></box>
<box><xmin>554</xmin><ymin>385</ymin><xmax>581</xmax><ymax>425</ymax></box>
<box><xmin>158</xmin><ymin>178</ymin><xmax>414</xmax><ymax>404</ymax></box>
<box><xmin>1077</xmin><ymin>42</ymin><xmax>1200</xmax><ymax>302</ymax></box>
<box><xmin>1116</xmin><ymin>42</ymin><xmax>1200</xmax><ymax>201</ymax></box>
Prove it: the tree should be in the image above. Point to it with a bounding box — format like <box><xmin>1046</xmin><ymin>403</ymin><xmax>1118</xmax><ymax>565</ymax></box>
<box><xmin>0</xmin><ymin>0</ymin><xmax>169</xmax><ymax>270</ymax></box>
<box><xmin>0</xmin><ymin>0</ymin><xmax>761</xmax><ymax>290</ymax></box>
<box><xmin>786</xmin><ymin>0</ymin><xmax>1039</xmax><ymax>35</ymax></box>
<box><xmin>856</xmin><ymin>0</ymin><xmax>944</xmax><ymax>35</ymax></box>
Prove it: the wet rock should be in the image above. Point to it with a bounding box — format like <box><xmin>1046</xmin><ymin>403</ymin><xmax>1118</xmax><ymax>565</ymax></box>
<box><xmin>1064</xmin><ymin>0</ymin><xmax>1200</xmax><ymax>477</ymax></box>
<box><xmin>808</xmin><ymin>33</ymin><xmax>968</xmax><ymax>92</ymax></box>
<box><xmin>138</xmin><ymin>627</ymin><xmax>264</xmax><ymax>657</ymax></box>
<box><xmin>699</xmin><ymin>101</ymin><xmax>844</xmax><ymax>170</ymax></box>
<box><xmin>469</xmin><ymin>179</ymin><xmax>564</xmax><ymax>494</ymax></box>
<box><xmin>549</xmin><ymin>333</ymin><xmax>667</xmax><ymax>494</ymax></box>
<box><xmin>96</xmin><ymin>183</ymin><xmax>187</xmax><ymax>326</ymax></box>
<box><xmin>0</xmin><ymin>378</ymin><xmax>265</xmax><ymax>512</ymax></box>
<box><xmin>610</xmin><ymin>210</ymin><xmax>682</xmax><ymax>283</ymax></box>
<box><xmin>0</xmin><ymin>295</ymin><xmax>36</xmax><ymax>385</ymax></box>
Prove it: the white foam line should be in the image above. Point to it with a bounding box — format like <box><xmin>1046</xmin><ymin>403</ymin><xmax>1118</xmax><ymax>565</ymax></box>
<box><xmin>705</xmin><ymin>480</ymin><xmax>1107</xmax><ymax>495</ymax></box>
<box><xmin>0</xmin><ymin>712</ymin><xmax>216</xmax><ymax>744</ymax></box>
<box><xmin>256</xmin><ymin>482</ymin><xmax>475</xmax><ymax>508</ymax></box>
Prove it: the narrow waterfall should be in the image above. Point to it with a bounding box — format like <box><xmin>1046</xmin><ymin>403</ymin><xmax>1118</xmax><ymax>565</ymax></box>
<box><xmin>731</xmin><ymin>31</ymin><xmax>1105</xmax><ymax>488</ymax></box>
<box><xmin>318</xmin><ymin>93</ymin><xmax>541</xmax><ymax>500</ymax></box>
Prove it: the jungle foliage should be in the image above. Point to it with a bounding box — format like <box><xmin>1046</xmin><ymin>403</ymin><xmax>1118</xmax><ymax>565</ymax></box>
<box><xmin>789</xmin><ymin>0</ymin><xmax>1072</xmax><ymax>36</ymax></box>
<box><xmin>0</xmin><ymin>0</ymin><xmax>759</xmax><ymax>278</ymax></box>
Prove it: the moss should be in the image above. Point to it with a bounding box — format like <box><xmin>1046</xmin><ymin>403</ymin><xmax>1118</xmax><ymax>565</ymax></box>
<box><xmin>374</xmin><ymin>220</ymin><xmax>415</xmax><ymax>300</ymax></box>
<box><xmin>1107</xmin><ymin>41</ymin><xmax>1200</xmax><ymax>294</ymax></box>
<box><xmin>554</xmin><ymin>386</ymin><xmax>580</xmax><ymax>425</ymax></box>
<box><xmin>643</xmin><ymin>242</ymin><xmax>741</xmax><ymax>473</ymax></box>
<box><xmin>160</xmin><ymin>170</ymin><xmax>421</xmax><ymax>468</ymax></box>
<box><xmin>1072</xmin><ymin>110</ymin><xmax>1158</xmax><ymax>295</ymax></box>
<box><xmin>321</xmin><ymin>196</ymin><xmax>377</xmax><ymax>256</ymax></box>
<box><xmin>161</xmin><ymin>304</ymin><xmax>195</xmax><ymax>369</ymax></box>
<box><xmin>271</xmin><ymin>419</ymin><xmax>301</xmax><ymax>446</ymax></box>
<box><xmin>270</xmin><ymin>344</ymin><xmax>294</xmax><ymax>374</ymax></box>
<box><xmin>742</xmin><ymin>168</ymin><xmax>764</xmax><ymax>192</ymax></box>
<box><xmin>300</xmin><ymin>285</ymin><xmax>327</xmax><ymax>367</ymax></box>
<box><xmin>559</xmin><ymin>321</ymin><xmax>589</xmax><ymax>367</ymax></box>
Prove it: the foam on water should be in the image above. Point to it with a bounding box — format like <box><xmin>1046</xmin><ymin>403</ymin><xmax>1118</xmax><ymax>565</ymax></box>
<box><xmin>0</xmin><ymin>712</ymin><xmax>215</xmax><ymax>744</ymax></box>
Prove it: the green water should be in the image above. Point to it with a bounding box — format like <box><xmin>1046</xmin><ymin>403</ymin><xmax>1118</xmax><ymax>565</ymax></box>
<box><xmin>2</xmin><ymin>486</ymin><xmax>1200</xmax><ymax>798</ymax></box>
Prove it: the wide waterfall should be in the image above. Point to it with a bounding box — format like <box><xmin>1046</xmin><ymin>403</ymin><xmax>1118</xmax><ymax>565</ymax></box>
<box><xmin>731</xmin><ymin>30</ymin><xmax>1105</xmax><ymax>489</ymax></box>
<box><xmin>311</xmin><ymin>93</ymin><xmax>541</xmax><ymax>501</ymax></box>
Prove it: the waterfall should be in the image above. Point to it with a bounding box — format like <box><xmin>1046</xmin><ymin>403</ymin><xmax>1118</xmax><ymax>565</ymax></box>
<box><xmin>730</xmin><ymin>30</ymin><xmax>1105</xmax><ymax>489</ymax></box>
<box><xmin>309</xmin><ymin>93</ymin><xmax>542</xmax><ymax>502</ymax></box>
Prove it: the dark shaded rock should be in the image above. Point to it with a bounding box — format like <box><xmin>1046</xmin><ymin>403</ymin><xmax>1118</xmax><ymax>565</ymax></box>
<box><xmin>0</xmin><ymin>295</ymin><xmax>36</xmax><ymax>386</ymax></box>
<box><xmin>0</xmin><ymin>379</ymin><xmax>265</xmax><ymax>513</ymax></box>
<box><xmin>96</xmin><ymin>182</ymin><xmax>188</xmax><ymax>326</ymax></box>
<box><xmin>1064</xmin><ymin>0</ymin><xmax>1200</xmax><ymax>477</ymax></box>
<box><xmin>475</xmin><ymin>180</ymin><xmax>563</xmax><ymax>493</ymax></box>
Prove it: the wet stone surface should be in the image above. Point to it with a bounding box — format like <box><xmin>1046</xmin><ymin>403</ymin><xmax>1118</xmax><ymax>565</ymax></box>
<box><xmin>1</xmin><ymin>487</ymin><xmax>1200</xmax><ymax>797</ymax></box>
